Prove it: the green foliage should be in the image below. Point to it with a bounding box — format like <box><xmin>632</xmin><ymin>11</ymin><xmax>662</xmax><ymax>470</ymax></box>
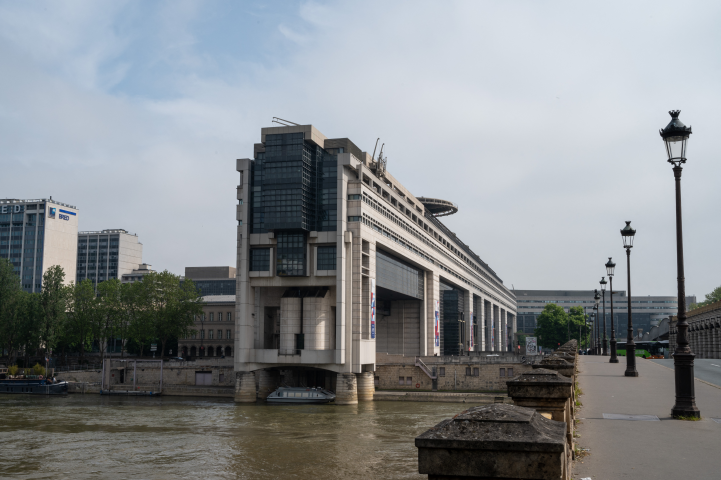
<box><xmin>39</xmin><ymin>265</ymin><xmax>69</xmax><ymax>353</ymax></box>
<box><xmin>64</xmin><ymin>279</ymin><xmax>97</xmax><ymax>362</ymax></box>
<box><xmin>689</xmin><ymin>285</ymin><xmax>721</xmax><ymax>310</ymax></box>
<box><xmin>534</xmin><ymin>304</ymin><xmax>590</xmax><ymax>350</ymax></box>
<box><xmin>8</xmin><ymin>365</ymin><xmax>18</xmax><ymax>376</ymax></box>
<box><xmin>32</xmin><ymin>363</ymin><xmax>46</xmax><ymax>376</ymax></box>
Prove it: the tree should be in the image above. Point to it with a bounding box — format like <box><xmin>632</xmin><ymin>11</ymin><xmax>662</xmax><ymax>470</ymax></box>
<box><xmin>0</xmin><ymin>259</ymin><xmax>22</xmax><ymax>362</ymax></box>
<box><xmin>143</xmin><ymin>271</ymin><xmax>202</xmax><ymax>358</ymax></box>
<box><xmin>534</xmin><ymin>304</ymin><xmax>588</xmax><ymax>350</ymax></box>
<box><xmin>94</xmin><ymin>279</ymin><xmax>122</xmax><ymax>358</ymax></box>
<box><xmin>689</xmin><ymin>285</ymin><xmax>721</xmax><ymax>310</ymax></box>
<box><xmin>65</xmin><ymin>279</ymin><xmax>97</xmax><ymax>363</ymax></box>
<box><xmin>39</xmin><ymin>265</ymin><xmax>69</xmax><ymax>355</ymax></box>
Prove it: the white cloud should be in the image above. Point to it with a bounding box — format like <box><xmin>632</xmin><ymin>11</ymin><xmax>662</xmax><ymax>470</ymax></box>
<box><xmin>1</xmin><ymin>0</ymin><xmax>720</xmax><ymax>298</ymax></box>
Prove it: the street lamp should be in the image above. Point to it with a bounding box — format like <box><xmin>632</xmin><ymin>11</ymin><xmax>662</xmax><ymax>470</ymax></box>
<box><xmin>589</xmin><ymin>313</ymin><xmax>594</xmax><ymax>354</ymax></box>
<box><xmin>660</xmin><ymin>110</ymin><xmax>700</xmax><ymax>418</ymax></box>
<box><xmin>594</xmin><ymin>290</ymin><xmax>601</xmax><ymax>354</ymax></box>
<box><xmin>600</xmin><ymin>277</ymin><xmax>608</xmax><ymax>356</ymax></box>
<box><xmin>606</xmin><ymin>257</ymin><xmax>619</xmax><ymax>363</ymax></box>
<box><xmin>621</xmin><ymin>221</ymin><xmax>638</xmax><ymax>377</ymax></box>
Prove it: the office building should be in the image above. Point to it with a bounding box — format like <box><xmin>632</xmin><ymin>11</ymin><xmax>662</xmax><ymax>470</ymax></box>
<box><xmin>233</xmin><ymin>124</ymin><xmax>517</xmax><ymax>403</ymax></box>
<box><xmin>185</xmin><ymin>266</ymin><xmax>236</xmax><ymax>296</ymax></box>
<box><xmin>76</xmin><ymin>229</ymin><xmax>143</xmax><ymax>285</ymax></box>
<box><xmin>515</xmin><ymin>289</ymin><xmax>696</xmax><ymax>337</ymax></box>
<box><xmin>0</xmin><ymin>197</ymin><xmax>78</xmax><ymax>292</ymax></box>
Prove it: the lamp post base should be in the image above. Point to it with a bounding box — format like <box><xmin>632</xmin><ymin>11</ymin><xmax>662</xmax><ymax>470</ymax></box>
<box><xmin>624</xmin><ymin>344</ymin><xmax>638</xmax><ymax>377</ymax></box>
<box><xmin>609</xmin><ymin>339</ymin><xmax>619</xmax><ymax>363</ymax></box>
<box><xmin>671</xmin><ymin>351</ymin><xmax>700</xmax><ymax>419</ymax></box>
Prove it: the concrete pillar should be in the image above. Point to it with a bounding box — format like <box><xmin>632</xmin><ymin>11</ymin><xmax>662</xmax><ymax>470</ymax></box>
<box><xmin>280</xmin><ymin>297</ymin><xmax>301</xmax><ymax>353</ymax></box>
<box><xmin>356</xmin><ymin>372</ymin><xmax>374</xmax><ymax>401</ymax></box>
<box><xmin>476</xmin><ymin>295</ymin><xmax>485</xmax><ymax>351</ymax></box>
<box><xmin>234</xmin><ymin>371</ymin><xmax>256</xmax><ymax>403</ymax></box>
<box><xmin>335</xmin><ymin>372</ymin><xmax>358</xmax><ymax>404</ymax></box>
<box><xmin>500</xmin><ymin>308</ymin><xmax>507</xmax><ymax>352</ymax></box>
<box><xmin>493</xmin><ymin>304</ymin><xmax>500</xmax><ymax>351</ymax></box>
<box><xmin>257</xmin><ymin>369</ymin><xmax>279</xmax><ymax>400</ymax></box>
<box><xmin>485</xmin><ymin>300</ymin><xmax>492</xmax><ymax>351</ymax></box>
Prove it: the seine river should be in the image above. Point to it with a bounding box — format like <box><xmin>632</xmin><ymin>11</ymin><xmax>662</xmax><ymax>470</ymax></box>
<box><xmin>0</xmin><ymin>395</ymin><xmax>463</xmax><ymax>479</ymax></box>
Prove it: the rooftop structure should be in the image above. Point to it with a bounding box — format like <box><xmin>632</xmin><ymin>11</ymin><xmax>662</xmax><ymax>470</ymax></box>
<box><xmin>77</xmin><ymin>229</ymin><xmax>143</xmax><ymax>285</ymax></box>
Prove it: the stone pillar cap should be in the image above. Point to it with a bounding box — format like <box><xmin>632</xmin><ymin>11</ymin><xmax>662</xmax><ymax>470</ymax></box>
<box><xmin>415</xmin><ymin>404</ymin><xmax>566</xmax><ymax>452</ymax></box>
<box><xmin>507</xmin><ymin>368</ymin><xmax>572</xmax><ymax>386</ymax></box>
<box><xmin>539</xmin><ymin>356</ymin><xmax>574</xmax><ymax>366</ymax></box>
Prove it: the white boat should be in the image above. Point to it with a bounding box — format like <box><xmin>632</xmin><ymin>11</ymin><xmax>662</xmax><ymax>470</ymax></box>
<box><xmin>266</xmin><ymin>386</ymin><xmax>336</xmax><ymax>404</ymax></box>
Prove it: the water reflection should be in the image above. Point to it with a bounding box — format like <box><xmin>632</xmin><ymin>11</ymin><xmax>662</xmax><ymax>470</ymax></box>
<box><xmin>0</xmin><ymin>396</ymin><xmax>462</xmax><ymax>479</ymax></box>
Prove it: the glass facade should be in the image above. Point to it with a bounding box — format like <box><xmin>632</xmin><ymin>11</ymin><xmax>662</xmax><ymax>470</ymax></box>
<box><xmin>376</xmin><ymin>249</ymin><xmax>424</xmax><ymax>300</ymax></box>
<box><xmin>276</xmin><ymin>232</ymin><xmax>305</xmax><ymax>276</ymax></box>
<box><xmin>316</xmin><ymin>246</ymin><xmax>336</xmax><ymax>271</ymax></box>
<box><xmin>250</xmin><ymin>248</ymin><xmax>270</xmax><ymax>271</ymax></box>
<box><xmin>187</xmin><ymin>279</ymin><xmax>236</xmax><ymax>296</ymax></box>
<box><xmin>440</xmin><ymin>282</ymin><xmax>465</xmax><ymax>356</ymax></box>
<box><xmin>249</xmin><ymin>132</ymin><xmax>338</xmax><ymax>277</ymax></box>
<box><xmin>76</xmin><ymin>234</ymin><xmax>120</xmax><ymax>285</ymax></box>
<box><xmin>0</xmin><ymin>202</ymin><xmax>47</xmax><ymax>292</ymax></box>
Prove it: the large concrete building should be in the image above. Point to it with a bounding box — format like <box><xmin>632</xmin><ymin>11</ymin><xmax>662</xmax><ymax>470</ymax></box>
<box><xmin>0</xmin><ymin>197</ymin><xmax>79</xmax><ymax>292</ymax></box>
<box><xmin>515</xmin><ymin>289</ymin><xmax>696</xmax><ymax>339</ymax></box>
<box><xmin>233</xmin><ymin>124</ymin><xmax>517</xmax><ymax>403</ymax></box>
<box><xmin>76</xmin><ymin>229</ymin><xmax>143</xmax><ymax>285</ymax></box>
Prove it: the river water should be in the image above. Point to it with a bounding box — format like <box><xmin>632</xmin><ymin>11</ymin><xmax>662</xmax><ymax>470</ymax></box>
<box><xmin>0</xmin><ymin>395</ymin><xmax>464</xmax><ymax>479</ymax></box>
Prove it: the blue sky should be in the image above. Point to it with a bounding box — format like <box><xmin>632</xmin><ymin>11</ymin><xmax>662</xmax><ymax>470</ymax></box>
<box><xmin>1</xmin><ymin>0</ymin><xmax>720</xmax><ymax>298</ymax></box>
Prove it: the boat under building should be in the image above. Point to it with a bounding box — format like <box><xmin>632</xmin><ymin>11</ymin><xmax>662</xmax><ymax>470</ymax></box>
<box><xmin>234</xmin><ymin>122</ymin><xmax>518</xmax><ymax>403</ymax></box>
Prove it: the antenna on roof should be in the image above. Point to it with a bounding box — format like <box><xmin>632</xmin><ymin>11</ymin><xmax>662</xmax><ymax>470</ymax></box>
<box><xmin>371</xmin><ymin>140</ymin><xmax>387</xmax><ymax>178</ymax></box>
<box><xmin>272</xmin><ymin>117</ymin><xmax>300</xmax><ymax>127</ymax></box>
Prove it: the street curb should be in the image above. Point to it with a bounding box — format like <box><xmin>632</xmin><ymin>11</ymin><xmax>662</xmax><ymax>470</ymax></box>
<box><xmin>646</xmin><ymin>359</ymin><xmax>721</xmax><ymax>390</ymax></box>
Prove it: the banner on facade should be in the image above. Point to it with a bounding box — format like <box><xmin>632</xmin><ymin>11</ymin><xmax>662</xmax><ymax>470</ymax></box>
<box><xmin>370</xmin><ymin>278</ymin><xmax>376</xmax><ymax>339</ymax></box>
<box><xmin>434</xmin><ymin>300</ymin><xmax>440</xmax><ymax>347</ymax></box>
<box><xmin>526</xmin><ymin>336</ymin><xmax>538</xmax><ymax>355</ymax></box>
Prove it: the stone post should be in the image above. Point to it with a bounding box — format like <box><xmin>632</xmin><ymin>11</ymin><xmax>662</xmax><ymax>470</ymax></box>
<box><xmin>507</xmin><ymin>368</ymin><xmax>574</xmax><ymax>459</ymax></box>
<box><xmin>234</xmin><ymin>371</ymin><xmax>257</xmax><ymax>403</ymax></box>
<box><xmin>416</xmin><ymin>403</ymin><xmax>568</xmax><ymax>480</ymax></box>
<box><xmin>335</xmin><ymin>372</ymin><xmax>358</xmax><ymax>404</ymax></box>
<box><xmin>356</xmin><ymin>371</ymin><xmax>374</xmax><ymax>401</ymax></box>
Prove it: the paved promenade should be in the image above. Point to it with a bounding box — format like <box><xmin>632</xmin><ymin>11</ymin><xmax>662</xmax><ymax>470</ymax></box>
<box><xmin>573</xmin><ymin>356</ymin><xmax>721</xmax><ymax>479</ymax></box>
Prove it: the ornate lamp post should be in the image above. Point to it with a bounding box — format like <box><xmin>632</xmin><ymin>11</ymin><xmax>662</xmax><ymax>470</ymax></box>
<box><xmin>660</xmin><ymin>110</ymin><xmax>700</xmax><ymax>418</ymax></box>
<box><xmin>621</xmin><ymin>221</ymin><xmax>638</xmax><ymax>377</ymax></box>
<box><xmin>606</xmin><ymin>257</ymin><xmax>619</xmax><ymax>363</ymax></box>
<box><xmin>600</xmin><ymin>277</ymin><xmax>608</xmax><ymax>356</ymax></box>
<box><xmin>593</xmin><ymin>290</ymin><xmax>601</xmax><ymax>354</ymax></box>
<box><xmin>589</xmin><ymin>313</ymin><xmax>595</xmax><ymax>354</ymax></box>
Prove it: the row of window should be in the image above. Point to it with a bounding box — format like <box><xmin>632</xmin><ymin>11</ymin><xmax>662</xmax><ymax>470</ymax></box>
<box><xmin>197</xmin><ymin>312</ymin><xmax>233</xmax><ymax>322</ymax></box>
<box><xmin>250</xmin><ymin>245</ymin><xmax>337</xmax><ymax>273</ymax></box>
<box><xmin>189</xmin><ymin>329</ymin><xmax>232</xmax><ymax>340</ymax></box>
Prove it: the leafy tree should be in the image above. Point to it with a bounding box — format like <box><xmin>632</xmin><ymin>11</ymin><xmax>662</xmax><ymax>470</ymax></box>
<box><xmin>689</xmin><ymin>285</ymin><xmax>721</xmax><ymax>310</ymax></box>
<box><xmin>65</xmin><ymin>279</ymin><xmax>97</xmax><ymax>363</ymax></box>
<box><xmin>17</xmin><ymin>291</ymin><xmax>43</xmax><ymax>366</ymax></box>
<box><xmin>120</xmin><ymin>281</ymin><xmax>146</xmax><ymax>357</ymax></box>
<box><xmin>143</xmin><ymin>271</ymin><xmax>202</xmax><ymax>358</ymax></box>
<box><xmin>39</xmin><ymin>265</ymin><xmax>69</xmax><ymax>354</ymax></box>
<box><xmin>94</xmin><ymin>279</ymin><xmax>122</xmax><ymax>358</ymax></box>
<box><xmin>534</xmin><ymin>304</ymin><xmax>589</xmax><ymax>350</ymax></box>
<box><xmin>0</xmin><ymin>259</ymin><xmax>22</xmax><ymax>362</ymax></box>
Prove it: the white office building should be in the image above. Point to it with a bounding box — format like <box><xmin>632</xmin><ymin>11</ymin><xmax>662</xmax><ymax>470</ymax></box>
<box><xmin>76</xmin><ymin>229</ymin><xmax>143</xmax><ymax>285</ymax></box>
<box><xmin>0</xmin><ymin>197</ymin><xmax>79</xmax><ymax>292</ymax></box>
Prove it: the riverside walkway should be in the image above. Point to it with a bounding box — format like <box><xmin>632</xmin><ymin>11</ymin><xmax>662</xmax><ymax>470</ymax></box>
<box><xmin>573</xmin><ymin>355</ymin><xmax>721</xmax><ymax>479</ymax></box>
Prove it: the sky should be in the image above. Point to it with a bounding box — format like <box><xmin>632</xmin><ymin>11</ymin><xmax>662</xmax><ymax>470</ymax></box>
<box><xmin>1</xmin><ymin>0</ymin><xmax>720</xmax><ymax>299</ymax></box>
